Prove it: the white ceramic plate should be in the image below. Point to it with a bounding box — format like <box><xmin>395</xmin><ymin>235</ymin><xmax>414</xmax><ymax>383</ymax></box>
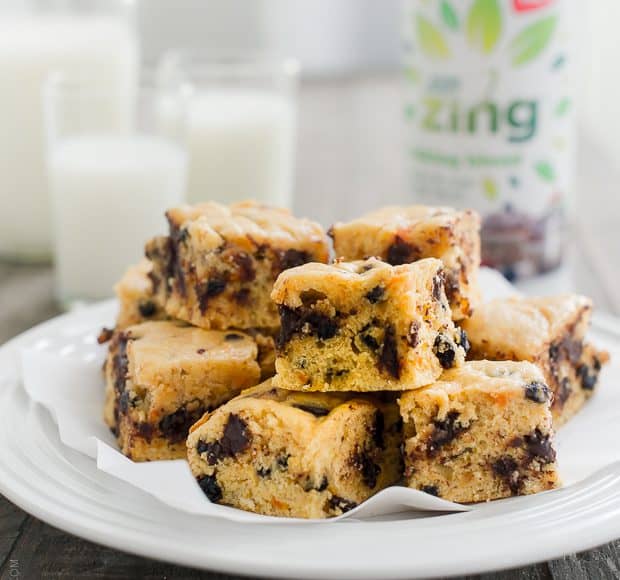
<box><xmin>1</xmin><ymin>303</ymin><xmax>620</xmax><ymax>579</ymax></box>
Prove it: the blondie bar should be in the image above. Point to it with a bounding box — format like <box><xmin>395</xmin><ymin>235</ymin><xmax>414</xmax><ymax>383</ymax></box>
<box><xmin>186</xmin><ymin>380</ymin><xmax>402</xmax><ymax>518</ymax></box>
<box><xmin>461</xmin><ymin>295</ymin><xmax>609</xmax><ymax>425</ymax></box>
<box><xmin>114</xmin><ymin>260</ymin><xmax>166</xmax><ymax>329</ymax></box>
<box><xmin>271</xmin><ymin>257</ymin><xmax>468</xmax><ymax>392</ymax></box>
<box><xmin>400</xmin><ymin>361</ymin><xmax>560</xmax><ymax>502</ymax></box>
<box><xmin>146</xmin><ymin>201</ymin><xmax>330</xmax><ymax>330</ymax></box>
<box><xmin>329</xmin><ymin>206</ymin><xmax>481</xmax><ymax>320</ymax></box>
<box><xmin>104</xmin><ymin>320</ymin><xmax>261</xmax><ymax>461</ymax></box>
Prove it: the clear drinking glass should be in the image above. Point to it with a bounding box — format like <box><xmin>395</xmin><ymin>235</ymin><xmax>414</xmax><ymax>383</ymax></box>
<box><xmin>43</xmin><ymin>74</ymin><xmax>188</xmax><ymax>307</ymax></box>
<box><xmin>0</xmin><ymin>0</ymin><xmax>138</xmax><ymax>263</ymax></box>
<box><xmin>157</xmin><ymin>51</ymin><xmax>299</xmax><ymax>209</ymax></box>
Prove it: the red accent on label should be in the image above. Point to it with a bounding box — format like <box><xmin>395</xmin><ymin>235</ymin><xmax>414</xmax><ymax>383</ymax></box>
<box><xmin>513</xmin><ymin>0</ymin><xmax>554</xmax><ymax>12</ymax></box>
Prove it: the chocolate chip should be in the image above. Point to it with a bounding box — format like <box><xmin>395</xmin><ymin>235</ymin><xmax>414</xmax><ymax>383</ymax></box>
<box><xmin>524</xmin><ymin>429</ymin><xmax>556</xmax><ymax>464</ymax></box>
<box><xmin>328</xmin><ymin>495</ymin><xmax>358</xmax><ymax>514</ymax></box>
<box><xmin>277</xmin><ymin>249</ymin><xmax>311</xmax><ymax>271</ymax></box>
<box><xmin>365</xmin><ymin>285</ymin><xmax>385</xmax><ymax>304</ymax></box>
<box><xmin>444</xmin><ymin>271</ymin><xmax>460</xmax><ymax>301</ymax></box>
<box><xmin>221</xmin><ymin>414</ymin><xmax>251</xmax><ymax>456</ymax></box>
<box><xmin>168</xmin><ymin>225</ymin><xmax>189</xmax><ymax>297</ymax></box>
<box><xmin>197</xmin><ymin>276</ymin><xmax>228</xmax><ymax>313</ymax></box>
<box><xmin>256</xmin><ymin>466</ymin><xmax>272</xmax><ymax>478</ymax></box>
<box><xmin>433</xmin><ymin>334</ymin><xmax>458</xmax><ymax>369</ymax></box>
<box><xmin>276</xmin><ymin>454</ymin><xmax>290</xmax><ymax>470</ymax></box>
<box><xmin>135</xmin><ymin>422</ymin><xmax>154</xmax><ymax>442</ymax></box>
<box><xmin>361</xmin><ymin>333</ymin><xmax>380</xmax><ymax>350</ymax></box>
<box><xmin>556</xmin><ymin>377</ymin><xmax>571</xmax><ymax>407</ymax></box>
<box><xmin>138</xmin><ymin>300</ymin><xmax>157</xmax><ymax>318</ymax></box>
<box><xmin>300</xmin><ymin>289</ymin><xmax>327</xmax><ymax>306</ymax></box>
<box><xmin>578</xmin><ymin>364</ymin><xmax>598</xmax><ymax>391</ymax></box>
<box><xmin>432</xmin><ymin>272</ymin><xmax>445</xmax><ymax>302</ymax></box>
<box><xmin>112</xmin><ymin>333</ymin><xmax>130</xmax><ymax>395</ymax></box>
<box><xmin>428</xmin><ymin>411</ymin><xmax>465</xmax><ymax>457</ymax></box>
<box><xmin>197</xmin><ymin>474</ymin><xmax>222</xmax><ymax>502</ymax></box>
<box><xmin>197</xmin><ymin>348</ymin><xmax>206</xmax><ymax>354</ymax></box>
<box><xmin>292</xmin><ymin>404</ymin><xmax>330</xmax><ymax>417</ymax></box>
<box><xmin>315</xmin><ymin>476</ymin><xmax>328</xmax><ymax>491</ymax></box>
<box><xmin>232</xmin><ymin>252</ymin><xmax>255</xmax><ymax>282</ymax></box>
<box><xmin>351</xmin><ymin>451</ymin><xmax>381</xmax><ymax>488</ymax></box>
<box><xmin>371</xmin><ymin>410</ymin><xmax>385</xmax><ymax>449</ymax></box>
<box><xmin>97</xmin><ymin>327</ymin><xmax>114</xmax><ymax>344</ymax></box>
<box><xmin>325</xmin><ymin>368</ymin><xmax>348</xmax><ymax>383</ymax></box>
<box><xmin>456</xmin><ymin>328</ymin><xmax>470</xmax><ymax>354</ymax></box>
<box><xmin>159</xmin><ymin>402</ymin><xmax>206</xmax><ymax>444</ymax></box>
<box><xmin>420</xmin><ymin>485</ymin><xmax>439</xmax><ymax>497</ymax></box>
<box><xmin>379</xmin><ymin>324</ymin><xmax>400</xmax><ymax>378</ymax></box>
<box><xmin>277</xmin><ymin>305</ymin><xmax>338</xmax><ymax>348</ymax></box>
<box><xmin>407</xmin><ymin>321</ymin><xmax>420</xmax><ymax>348</ymax></box>
<box><xmin>525</xmin><ymin>381</ymin><xmax>551</xmax><ymax>404</ymax></box>
<box><xmin>225</xmin><ymin>333</ymin><xmax>244</xmax><ymax>341</ymax></box>
<box><xmin>492</xmin><ymin>456</ymin><xmax>521</xmax><ymax>494</ymax></box>
<box><xmin>386</xmin><ymin>235</ymin><xmax>418</xmax><ymax>265</ymax></box>
<box><xmin>233</xmin><ymin>288</ymin><xmax>251</xmax><ymax>305</ymax></box>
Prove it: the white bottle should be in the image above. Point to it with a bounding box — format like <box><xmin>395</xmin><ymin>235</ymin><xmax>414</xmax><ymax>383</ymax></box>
<box><xmin>403</xmin><ymin>0</ymin><xmax>575</xmax><ymax>280</ymax></box>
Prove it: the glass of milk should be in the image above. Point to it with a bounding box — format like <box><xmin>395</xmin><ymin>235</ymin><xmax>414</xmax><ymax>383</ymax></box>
<box><xmin>44</xmin><ymin>74</ymin><xmax>188</xmax><ymax>307</ymax></box>
<box><xmin>157</xmin><ymin>52</ymin><xmax>299</xmax><ymax>208</ymax></box>
<box><xmin>0</xmin><ymin>0</ymin><xmax>138</xmax><ymax>263</ymax></box>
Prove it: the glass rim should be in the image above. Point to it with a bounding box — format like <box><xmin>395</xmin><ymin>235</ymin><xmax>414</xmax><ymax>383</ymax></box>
<box><xmin>158</xmin><ymin>50</ymin><xmax>300</xmax><ymax>80</ymax></box>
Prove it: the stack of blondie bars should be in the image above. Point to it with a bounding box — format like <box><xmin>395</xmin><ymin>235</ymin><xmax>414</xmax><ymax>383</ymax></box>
<box><xmin>103</xmin><ymin>201</ymin><xmax>609</xmax><ymax>518</ymax></box>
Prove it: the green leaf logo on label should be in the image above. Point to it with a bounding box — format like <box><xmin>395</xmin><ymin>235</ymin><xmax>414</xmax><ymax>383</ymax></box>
<box><xmin>555</xmin><ymin>97</ymin><xmax>571</xmax><ymax>117</ymax></box>
<box><xmin>534</xmin><ymin>161</ymin><xmax>555</xmax><ymax>182</ymax></box>
<box><xmin>416</xmin><ymin>13</ymin><xmax>451</xmax><ymax>59</ymax></box>
<box><xmin>466</xmin><ymin>0</ymin><xmax>502</xmax><ymax>54</ymax></box>
<box><xmin>440</xmin><ymin>1</ymin><xmax>459</xmax><ymax>31</ymax></box>
<box><xmin>510</xmin><ymin>15</ymin><xmax>557</xmax><ymax>67</ymax></box>
<box><xmin>482</xmin><ymin>177</ymin><xmax>499</xmax><ymax>200</ymax></box>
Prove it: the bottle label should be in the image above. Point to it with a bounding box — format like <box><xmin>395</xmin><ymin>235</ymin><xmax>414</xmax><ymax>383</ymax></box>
<box><xmin>404</xmin><ymin>0</ymin><xmax>574</xmax><ymax>277</ymax></box>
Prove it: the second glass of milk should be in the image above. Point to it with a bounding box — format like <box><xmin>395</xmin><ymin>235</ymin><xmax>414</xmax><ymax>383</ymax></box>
<box><xmin>44</xmin><ymin>75</ymin><xmax>188</xmax><ymax>306</ymax></box>
<box><xmin>158</xmin><ymin>53</ymin><xmax>299</xmax><ymax>209</ymax></box>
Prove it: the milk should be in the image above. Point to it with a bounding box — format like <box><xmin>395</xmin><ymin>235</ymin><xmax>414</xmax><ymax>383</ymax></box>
<box><xmin>0</xmin><ymin>15</ymin><xmax>138</xmax><ymax>261</ymax></box>
<box><xmin>182</xmin><ymin>90</ymin><xmax>295</xmax><ymax>207</ymax></box>
<box><xmin>48</xmin><ymin>136</ymin><xmax>186</xmax><ymax>303</ymax></box>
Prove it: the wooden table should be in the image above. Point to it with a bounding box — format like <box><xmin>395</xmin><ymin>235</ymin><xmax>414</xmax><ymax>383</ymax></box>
<box><xmin>1</xmin><ymin>74</ymin><xmax>619</xmax><ymax>579</ymax></box>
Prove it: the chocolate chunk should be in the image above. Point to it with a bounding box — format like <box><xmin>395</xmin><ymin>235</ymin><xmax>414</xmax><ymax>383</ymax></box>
<box><xmin>197</xmin><ymin>474</ymin><xmax>222</xmax><ymax>502</ymax></box>
<box><xmin>524</xmin><ymin>429</ymin><xmax>556</xmax><ymax>464</ymax></box>
<box><xmin>420</xmin><ymin>485</ymin><xmax>439</xmax><ymax>497</ymax></box>
<box><xmin>548</xmin><ymin>343</ymin><xmax>560</xmax><ymax>363</ymax></box>
<box><xmin>371</xmin><ymin>410</ymin><xmax>385</xmax><ymax>449</ymax></box>
<box><xmin>277</xmin><ymin>305</ymin><xmax>338</xmax><ymax>347</ymax></box>
<box><xmin>221</xmin><ymin>414</ymin><xmax>251</xmax><ymax>456</ymax></box>
<box><xmin>325</xmin><ymin>367</ymin><xmax>348</xmax><ymax>383</ymax></box>
<box><xmin>112</xmin><ymin>333</ymin><xmax>130</xmax><ymax>395</ymax></box>
<box><xmin>433</xmin><ymin>334</ymin><xmax>458</xmax><ymax>369</ymax></box>
<box><xmin>169</xmin><ymin>225</ymin><xmax>189</xmax><ymax>297</ymax></box>
<box><xmin>256</xmin><ymin>466</ymin><xmax>272</xmax><ymax>478</ymax></box>
<box><xmin>351</xmin><ymin>451</ymin><xmax>381</xmax><ymax>488</ymax></box>
<box><xmin>492</xmin><ymin>456</ymin><xmax>521</xmax><ymax>494</ymax></box>
<box><xmin>232</xmin><ymin>252</ymin><xmax>256</xmax><ymax>282</ymax></box>
<box><xmin>300</xmin><ymin>289</ymin><xmax>327</xmax><ymax>306</ymax></box>
<box><xmin>159</xmin><ymin>402</ymin><xmax>206</xmax><ymax>444</ymax></box>
<box><xmin>407</xmin><ymin>321</ymin><xmax>420</xmax><ymax>348</ymax></box>
<box><xmin>277</xmin><ymin>249</ymin><xmax>311</xmax><ymax>272</ymax></box>
<box><xmin>135</xmin><ymin>422</ymin><xmax>154</xmax><ymax>442</ymax></box>
<box><xmin>432</xmin><ymin>272</ymin><xmax>445</xmax><ymax>302</ymax></box>
<box><xmin>292</xmin><ymin>403</ymin><xmax>330</xmax><ymax>417</ymax></box>
<box><xmin>444</xmin><ymin>271</ymin><xmax>460</xmax><ymax>302</ymax></box>
<box><xmin>456</xmin><ymin>328</ymin><xmax>470</xmax><ymax>354</ymax></box>
<box><xmin>379</xmin><ymin>324</ymin><xmax>400</xmax><ymax>378</ymax></box>
<box><xmin>197</xmin><ymin>276</ymin><xmax>228</xmax><ymax>313</ymax></box>
<box><xmin>197</xmin><ymin>348</ymin><xmax>206</xmax><ymax>354</ymax></box>
<box><xmin>556</xmin><ymin>377</ymin><xmax>571</xmax><ymax>407</ymax></box>
<box><xmin>276</xmin><ymin>454</ymin><xmax>290</xmax><ymax>470</ymax></box>
<box><xmin>361</xmin><ymin>333</ymin><xmax>380</xmax><ymax>351</ymax></box>
<box><xmin>427</xmin><ymin>411</ymin><xmax>465</xmax><ymax>457</ymax></box>
<box><xmin>524</xmin><ymin>381</ymin><xmax>551</xmax><ymax>404</ymax></box>
<box><xmin>97</xmin><ymin>327</ymin><xmax>114</xmax><ymax>344</ymax></box>
<box><xmin>225</xmin><ymin>333</ymin><xmax>244</xmax><ymax>341</ymax></box>
<box><xmin>316</xmin><ymin>476</ymin><xmax>328</xmax><ymax>491</ymax></box>
<box><xmin>365</xmin><ymin>285</ymin><xmax>385</xmax><ymax>304</ymax></box>
<box><xmin>138</xmin><ymin>300</ymin><xmax>157</xmax><ymax>318</ymax></box>
<box><xmin>386</xmin><ymin>235</ymin><xmax>418</xmax><ymax>265</ymax></box>
<box><xmin>118</xmin><ymin>390</ymin><xmax>131</xmax><ymax>414</ymax></box>
<box><xmin>328</xmin><ymin>495</ymin><xmax>358</xmax><ymax>514</ymax></box>
<box><xmin>233</xmin><ymin>288</ymin><xmax>251</xmax><ymax>305</ymax></box>
<box><xmin>578</xmin><ymin>364</ymin><xmax>598</xmax><ymax>391</ymax></box>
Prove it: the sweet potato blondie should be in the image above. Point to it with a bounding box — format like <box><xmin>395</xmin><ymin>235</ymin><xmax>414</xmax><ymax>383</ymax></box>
<box><xmin>104</xmin><ymin>320</ymin><xmax>261</xmax><ymax>461</ymax></box>
<box><xmin>271</xmin><ymin>257</ymin><xmax>468</xmax><ymax>392</ymax></box>
<box><xmin>400</xmin><ymin>361</ymin><xmax>560</xmax><ymax>502</ymax></box>
<box><xmin>114</xmin><ymin>260</ymin><xmax>166</xmax><ymax>329</ymax></box>
<box><xmin>187</xmin><ymin>380</ymin><xmax>402</xmax><ymax>518</ymax></box>
<box><xmin>146</xmin><ymin>201</ymin><xmax>330</xmax><ymax>330</ymax></box>
<box><xmin>461</xmin><ymin>295</ymin><xmax>609</xmax><ymax>425</ymax></box>
<box><xmin>329</xmin><ymin>206</ymin><xmax>481</xmax><ymax>320</ymax></box>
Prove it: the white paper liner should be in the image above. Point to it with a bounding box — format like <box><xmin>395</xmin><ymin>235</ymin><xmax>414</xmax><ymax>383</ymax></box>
<box><xmin>18</xmin><ymin>268</ymin><xmax>620</xmax><ymax>523</ymax></box>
